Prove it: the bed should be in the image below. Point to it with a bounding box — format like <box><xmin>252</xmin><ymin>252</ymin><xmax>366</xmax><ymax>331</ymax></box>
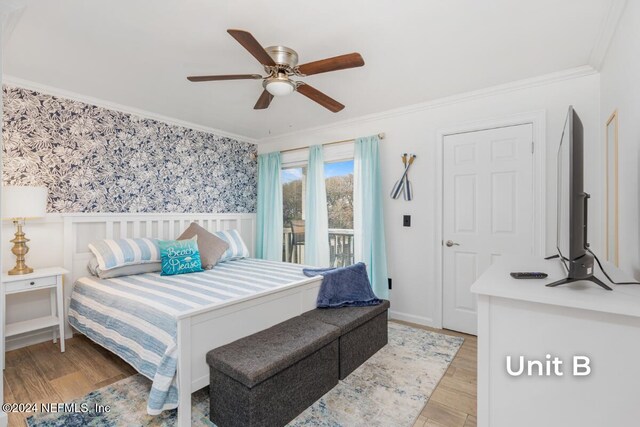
<box><xmin>62</xmin><ymin>213</ymin><xmax>322</xmax><ymax>426</ymax></box>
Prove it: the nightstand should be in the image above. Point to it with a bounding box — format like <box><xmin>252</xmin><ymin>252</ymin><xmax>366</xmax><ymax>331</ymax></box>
<box><xmin>2</xmin><ymin>267</ymin><xmax>68</xmax><ymax>354</ymax></box>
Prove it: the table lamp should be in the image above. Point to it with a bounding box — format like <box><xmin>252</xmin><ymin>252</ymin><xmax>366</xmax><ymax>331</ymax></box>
<box><xmin>1</xmin><ymin>185</ymin><xmax>48</xmax><ymax>275</ymax></box>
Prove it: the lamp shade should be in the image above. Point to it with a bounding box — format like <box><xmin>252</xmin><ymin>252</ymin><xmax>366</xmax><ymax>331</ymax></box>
<box><xmin>266</xmin><ymin>80</ymin><xmax>295</xmax><ymax>96</ymax></box>
<box><xmin>2</xmin><ymin>186</ymin><xmax>48</xmax><ymax>219</ymax></box>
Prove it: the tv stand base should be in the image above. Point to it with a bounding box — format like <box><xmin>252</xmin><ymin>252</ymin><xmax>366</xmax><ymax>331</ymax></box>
<box><xmin>546</xmin><ymin>275</ymin><xmax>612</xmax><ymax>291</ymax></box>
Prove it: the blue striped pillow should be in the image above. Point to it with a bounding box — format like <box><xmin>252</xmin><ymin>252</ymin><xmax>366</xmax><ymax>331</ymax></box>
<box><xmin>88</xmin><ymin>238</ymin><xmax>161</xmax><ymax>271</ymax></box>
<box><xmin>214</xmin><ymin>230</ymin><xmax>250</xmax><ymax>262</ymax></box>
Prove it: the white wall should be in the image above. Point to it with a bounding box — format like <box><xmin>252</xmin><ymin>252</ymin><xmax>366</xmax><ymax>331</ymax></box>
<box><xmin>600</xmin><ymin>0</ymin><xmax>640</xmax><ymax>279</ymax></box>
<box><xmin>259</xmin><ymin>71</ymin><xmax>601</xmax><ymax>327</ymax></box>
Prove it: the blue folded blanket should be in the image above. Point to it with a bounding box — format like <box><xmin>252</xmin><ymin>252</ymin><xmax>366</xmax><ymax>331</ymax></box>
<box><xmin>303</xmin><ymin>262</ymin><xmax>382</xmax><ymax>308</ymax></box>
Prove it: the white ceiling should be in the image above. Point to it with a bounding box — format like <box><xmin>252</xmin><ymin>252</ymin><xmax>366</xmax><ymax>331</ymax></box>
<box><xmin>4</xmin><ymin>0</ymin><xmax>612</xmax><ymax>140</ymax></box>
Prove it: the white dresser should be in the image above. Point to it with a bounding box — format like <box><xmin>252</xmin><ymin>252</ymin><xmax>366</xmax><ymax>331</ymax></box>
<box><xmin>471</xmin><ymin>256</ymin><xmax>640</xmax><ymax>427</ymax></box>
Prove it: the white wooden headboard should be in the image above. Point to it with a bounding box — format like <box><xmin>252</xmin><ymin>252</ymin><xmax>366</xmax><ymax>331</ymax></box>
<box><xmin>61</xmin><ymin>213</ymin><xmax>256</xmax><ymax>334</ymax></box>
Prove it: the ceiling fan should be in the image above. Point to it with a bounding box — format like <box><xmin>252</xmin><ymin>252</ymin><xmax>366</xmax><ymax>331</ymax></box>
<box><xmin>187</xmin><ymin>29</ymin><xmax>365</xmax><ymax>112</ymax></box>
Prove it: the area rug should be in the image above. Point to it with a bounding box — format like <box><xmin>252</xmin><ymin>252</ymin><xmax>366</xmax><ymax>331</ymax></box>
<box><xmin>27</xmin><ymin>322</ymin><xmax>463</xmax><ymax>427</ymax></box>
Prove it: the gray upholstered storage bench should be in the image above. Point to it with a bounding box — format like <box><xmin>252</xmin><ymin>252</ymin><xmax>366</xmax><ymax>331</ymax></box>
<box><xmin>302</xmin><ymin>299</ymin><xmax>390</xmax><ymax>379</ymax></box>
<box><xmin>206</xmin><ymin>316</ymin><xmax>340</xmax><ymax>427</ymax></box>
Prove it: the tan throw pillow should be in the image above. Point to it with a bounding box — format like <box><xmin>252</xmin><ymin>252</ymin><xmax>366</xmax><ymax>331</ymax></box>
<box><xmin>177</xmin><ymin>223</ymin><xmax>229</xmax><ymax>269</ymax></box>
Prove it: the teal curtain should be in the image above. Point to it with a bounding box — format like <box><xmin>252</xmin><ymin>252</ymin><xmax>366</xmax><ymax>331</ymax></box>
<box><xmin>256</xmin><ymin>152</ymin><xmax>283</xmax><ymax>261</ymax></box>
<box><xmin>305</xmin><ymin>145</ymin><xmax>330</xmax><ymax>267</ymax></box>
<box><xmin>354</xmin><ymin>135</ymin><xmax>389</xmax><ymax>299</ymax></box>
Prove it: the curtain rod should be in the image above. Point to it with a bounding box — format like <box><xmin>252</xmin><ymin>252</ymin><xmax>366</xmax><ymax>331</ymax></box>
<box><xmin>279</xmin><ymin>133</ymin><xmax>385</xmax><ymax>154</ymax></box>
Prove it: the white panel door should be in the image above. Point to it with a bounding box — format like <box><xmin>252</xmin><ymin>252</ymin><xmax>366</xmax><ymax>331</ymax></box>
<box><xmin>443</xmin><ymin>124</ymin><xmax>534</xmax><ymax>334</ymax></box>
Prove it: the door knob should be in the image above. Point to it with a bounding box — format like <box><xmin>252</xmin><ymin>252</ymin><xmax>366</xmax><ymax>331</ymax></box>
<box><xmin>445</xmin><ymin>240</ymin><xmax>460</xmax><ymax>247</ymax></box>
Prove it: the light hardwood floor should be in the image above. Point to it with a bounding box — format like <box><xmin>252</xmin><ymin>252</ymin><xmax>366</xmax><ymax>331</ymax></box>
<box><xmin>3</xmin><ymin>322</ymin><xmax>476</xmax><ymax>427</ymax></box>
<box><xmin>398</xmin><ymin>321</ymin><xmax>478</xmax><ymax>427</ymax></box>
<box><xmin>3</xmin><ymin>335</ymin><xmax>137</xmax><ymax>427</ymax></box>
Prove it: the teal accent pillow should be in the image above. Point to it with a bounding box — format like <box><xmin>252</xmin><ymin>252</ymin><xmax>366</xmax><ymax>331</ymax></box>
<box><xmin>158</xmin><ymin>238</ymin><xmax>204</xmax><ymax>276</ymax></box>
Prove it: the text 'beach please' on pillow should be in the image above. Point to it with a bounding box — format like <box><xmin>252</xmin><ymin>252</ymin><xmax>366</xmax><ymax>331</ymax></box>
<box><xmin>213</xmin><ymin>229</ymin><xmax>250</xmax><ymax>262</ymax></box>
<box><xmin>158</xmin><ymin>238</ymin><xmax>204</xmax><ymax>276</ymax></box>
<box><xmin>177</xmin><ymin>222</ymin><xmax>229</xmax><ymax>269</ymax></box>
<box><xmin>88</xmin><ymin>238</ymin><xmax>160</xmax><ymax>271</ymax></box>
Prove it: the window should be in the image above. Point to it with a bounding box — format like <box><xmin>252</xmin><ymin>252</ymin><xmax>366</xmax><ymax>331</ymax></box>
<box><xmin>282</xmin><ymin>166</ymin><xmax>306</xmax><ymax>263</ymax></box>
<box><xmin>325</xmin><ymin>160</ymin><xmax>355</xmax><ymax>267</ymax></box>
<box><xmin>281</xmin><ymin>160</ymin><xmax>354</xmax><ymax>267</ymax></box>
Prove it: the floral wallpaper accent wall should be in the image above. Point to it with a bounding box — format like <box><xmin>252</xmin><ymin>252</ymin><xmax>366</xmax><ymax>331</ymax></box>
<box><xmin>2</xmin><ymin>86</ymin><xmax>257</xmax><ymax>213</ymax></box>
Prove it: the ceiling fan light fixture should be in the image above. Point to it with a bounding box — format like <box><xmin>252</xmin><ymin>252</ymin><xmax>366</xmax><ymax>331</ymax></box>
<box><xmin>265</xmin><ymin>76</ymin><xmax>295</xmax><ymax>97</ymax></box>
<box><xmin>188</xmin><ymin>29</ymin><xmax>363</xmax><ymax>112</ymax></box>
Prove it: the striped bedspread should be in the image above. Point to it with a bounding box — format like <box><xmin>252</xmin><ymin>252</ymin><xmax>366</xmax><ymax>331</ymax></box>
<box><xmin>68</xmin><ymin>258</ymin><xmax>311</xmax><ymax>415</ymax></box>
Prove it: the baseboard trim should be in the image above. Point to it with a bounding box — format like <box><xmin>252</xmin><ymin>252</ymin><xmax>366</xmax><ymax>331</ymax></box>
<box><xmin>0</xmin><ymin>411</ymin><xmax>7</xmax><ymax>427</ymax></box>
<box><xmin>389</xmin><ymin>310</ymin><xmax>438</xmax><ymax>328</ymax></box>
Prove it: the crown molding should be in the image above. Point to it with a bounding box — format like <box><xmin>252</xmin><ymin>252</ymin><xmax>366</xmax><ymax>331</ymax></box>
<box><xmin>4</xmin><ymin>63</ymin><xmax>598</xmax><ymax>147</ymax></box>
<box><xmin>2</xmin><ymin>75</ymin><xmax>258</xmax><ymax>145</ymax></box>
<box><xmin>589</xmin><ymin>0</ymin><xmax>627</xmax><ymax>70</ymax></box>
<box><xmin>259</xmin><ymin>65</ymin><xmax>598</xmax><ymax>144</ymax></box>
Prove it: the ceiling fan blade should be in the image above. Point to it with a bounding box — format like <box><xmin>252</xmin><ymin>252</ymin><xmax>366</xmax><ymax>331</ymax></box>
<box><xmin>187</xmin><ymin>74</ymin><xmax>262</xmax><ymax>82</ymax></box>
<box><xmin>254</xmin><ymin>90</ymin><xmax>274</xmax><ymax>110</ymax></box>
<box><xmin>296</xmin><ymin>84</ymin><xmax>344</xmax><ymax>112</ymax></box>
<box><xmin>297</xmin><ymin>53</ymin><xmax>364</xmax><ymax>76</ymax></box>
<box><xmin>227</xmin><ymin>29</ymin><xmax>276</xmax><ymax>66</ymax></box>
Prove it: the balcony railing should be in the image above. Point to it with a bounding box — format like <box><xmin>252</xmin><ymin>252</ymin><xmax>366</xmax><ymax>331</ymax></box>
<box><xmin>282</xmin><ymin>228</ymin><xmax>354</xmax><ymax>267</ymax></box>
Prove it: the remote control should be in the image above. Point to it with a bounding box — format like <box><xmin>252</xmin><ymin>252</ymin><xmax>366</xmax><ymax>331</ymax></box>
<box><xmin>510</xmin><ymin>272</ymin><xmax>548</xmax><ymax>279</ymax></box>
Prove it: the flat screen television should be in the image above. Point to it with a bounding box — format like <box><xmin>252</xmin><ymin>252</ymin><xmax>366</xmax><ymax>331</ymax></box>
<box><xmin>547</xmin><ymin>106</ymin><xmax>611</xmax><ymax>290</ymax></box>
